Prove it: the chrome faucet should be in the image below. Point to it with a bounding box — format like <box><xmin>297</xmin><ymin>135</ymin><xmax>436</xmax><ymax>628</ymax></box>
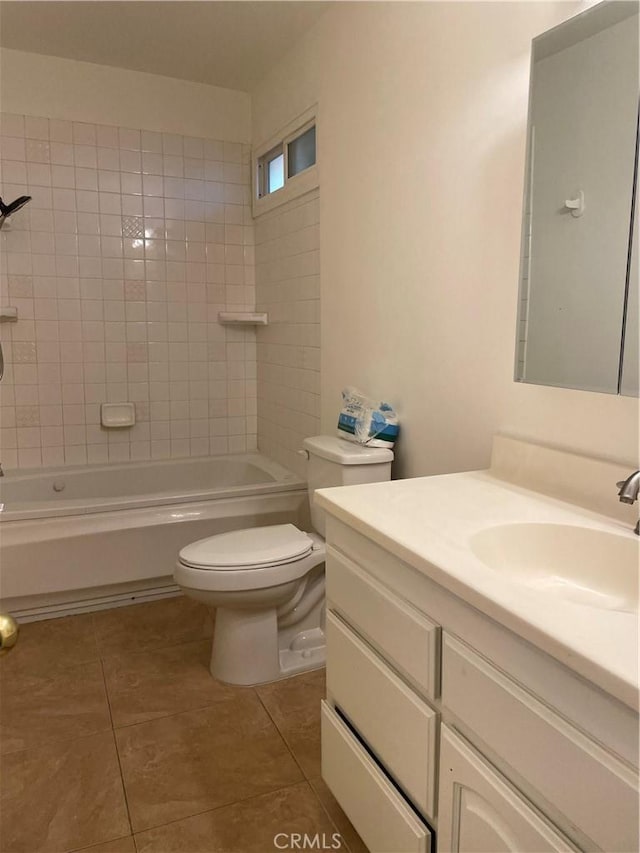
<box><xmin>617</xmin><ymin>470</ymin><xmax>640</xmax><ymax>534</ymax></box>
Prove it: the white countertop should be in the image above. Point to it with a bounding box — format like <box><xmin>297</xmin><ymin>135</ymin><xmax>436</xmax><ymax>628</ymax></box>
<box><xmin>316</xmin><ymin>470</ymin><xmax>639</xmax><ymax>710</ymax></box>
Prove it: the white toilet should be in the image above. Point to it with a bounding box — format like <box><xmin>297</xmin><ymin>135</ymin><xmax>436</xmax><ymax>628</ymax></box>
<box><xmin>174</xmin><ymin>435</ymin><xmax>393</xmax><ymax>685</ymax></box>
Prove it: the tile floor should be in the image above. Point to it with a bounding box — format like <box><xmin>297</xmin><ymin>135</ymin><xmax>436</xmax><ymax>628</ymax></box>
<box><xmin>0</xmin><ymin>596</ymin><xmax>366</xmax><ymax>853</ymax></box>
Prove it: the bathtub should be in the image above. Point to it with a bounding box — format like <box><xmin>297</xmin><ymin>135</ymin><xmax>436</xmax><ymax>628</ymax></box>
<box><xmin>0</xmin><ymin>454</ymin><xmax>309</xmax><ymax>621</ymax></box>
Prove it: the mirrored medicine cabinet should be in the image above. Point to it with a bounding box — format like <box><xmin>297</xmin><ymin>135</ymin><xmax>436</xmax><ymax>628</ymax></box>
<box><xmin>515</xmin><ymin>0</ymin><xmax>639</xmax><ymax>396</ymax></box>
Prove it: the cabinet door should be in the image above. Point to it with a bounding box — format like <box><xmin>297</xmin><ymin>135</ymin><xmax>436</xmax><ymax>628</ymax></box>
<box><xmin>438</xmin><ymin>725</ymin><xmax>579</xmax><ymax>853</ymax></box>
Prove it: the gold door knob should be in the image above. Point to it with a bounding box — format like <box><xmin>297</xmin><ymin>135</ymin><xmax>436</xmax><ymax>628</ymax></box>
<box><xmin>0</xmin><ymin>613</ymin><xmax>18</xmax><ymax>654</ymax></box>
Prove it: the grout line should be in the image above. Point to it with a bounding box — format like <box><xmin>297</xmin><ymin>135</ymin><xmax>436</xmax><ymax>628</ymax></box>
<box><xmin>0</xmin><ymin>725</ymin><xmax>116</xmax><ymax>759</ymax></box>
<box><xmin>102</xmin><ymin>657</ymin><xmax>135</xmax><ymax>839</ymax></box>
<box><xmin>109</xmin><ymin>693</ymin><xmax>251</xmax><ymax>733</ymax></box>
<box><xmin>100</xmin><ymin>658</ymin><xmax>116</xmax><ymax>730</ymax></box>
<box><xmin>129</xmin><ymin>778</ymin><xmax>309</xmax><ymax>842</ymax></box>
<box><xmin>307</xmin><ymin>777</ymin><xmax>356</xmax><ymax>853</ymax></box>
<box><xmin>97</xmin><ymin>634</ymin><xmax>211</xmax><ymax>667</ymax></box>
<box><xmin>253</xmin><ymin>688</ymin><xmax>309</xmax><ymax>781</ymax></box>
<box><xmin>69</xmin><ymin>833</ymin><xmax>134</xmax><ymax>853</ymax></box>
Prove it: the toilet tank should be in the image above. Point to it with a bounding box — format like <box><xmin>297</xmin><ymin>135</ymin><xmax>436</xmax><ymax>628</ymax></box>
<box><xmin>302</xmin><ymin>435</ymin><xmax>393</xmax><ymax>537</ymax></box>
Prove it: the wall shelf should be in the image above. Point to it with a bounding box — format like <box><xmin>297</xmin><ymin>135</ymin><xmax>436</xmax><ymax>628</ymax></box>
<box><xmin>218</xmin><ymin>312</ymin><xmax>268</xmax><ymax>326</ymax></box>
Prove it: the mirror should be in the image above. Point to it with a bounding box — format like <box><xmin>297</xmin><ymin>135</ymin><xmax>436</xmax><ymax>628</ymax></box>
<box><xmin>515</xmin><ymin>1</ymin><xmax>639</xmax><ymax>396</ymax></box>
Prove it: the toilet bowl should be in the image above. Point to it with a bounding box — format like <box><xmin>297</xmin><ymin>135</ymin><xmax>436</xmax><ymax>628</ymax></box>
<box><xmin>175</xmin><ymin>435</ymin><xmax>393</xmax><ymax>685</ymax></box>
<box><xmin>175</xmin><ymin>524</ymin><xmax>326</xmax><ymax>685</ymax></box>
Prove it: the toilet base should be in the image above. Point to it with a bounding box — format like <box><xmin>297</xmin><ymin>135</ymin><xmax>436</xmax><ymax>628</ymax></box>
<box><xmin>279</xmin><ymin>625</ymin><xmax>326</xmax><ymax>680</ymax></box>
<box><xmin>209</xmin><ymin>585</ymin><xmax>326</xmax><ymax>686</ymax></box>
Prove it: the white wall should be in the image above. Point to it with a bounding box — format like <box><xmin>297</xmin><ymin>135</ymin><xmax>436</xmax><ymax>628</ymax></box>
<box><xmin>253</xmin><ymin>1</ymin><xmax>639</xmax><ymax>478</ymax></box>
<box><xmin>0</xmin><ymin>48</ymin><xmax>251</xmax><ymax>142</ymax></box>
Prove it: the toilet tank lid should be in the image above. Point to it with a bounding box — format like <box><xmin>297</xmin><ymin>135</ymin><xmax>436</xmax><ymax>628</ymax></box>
<box><xmin>303</xmin><ymin>435</ymin><xmax>394</xmax><ymax>465</ymax></box>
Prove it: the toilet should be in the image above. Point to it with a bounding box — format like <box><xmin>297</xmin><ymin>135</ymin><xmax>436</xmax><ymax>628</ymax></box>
<box><xmin>174</xmin><ymin>435</ymin><xmax>393</xmax><ymax>685</ymax></box>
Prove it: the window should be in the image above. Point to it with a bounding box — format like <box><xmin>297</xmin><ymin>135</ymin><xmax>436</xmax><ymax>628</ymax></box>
<box><xmin>257</xmin><ymin>119</ymin><xmax>316</xmax><ymax>200</ymax></box>
<box><xmin>261</xmin><ymin>146</ymin><xmax>285</xmax><ymax>194</ymax></box>
<box><xmin>288</xmin><ymin>125</ymin><xmax>316</xmax><ymax>179</ymax></box>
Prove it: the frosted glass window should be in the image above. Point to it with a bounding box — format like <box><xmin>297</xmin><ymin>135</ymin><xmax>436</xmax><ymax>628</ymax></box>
<box><xmin>288</xmin><ymin>126</ymin><xmax>316</xmax><ymax>178</ymax></box>
<box><xmin>256</xmin><ymin>116</ymin><xmax>317</xmax><ymax>202</ymax></box>
<box><xmin>268</xmin><ymin>153</ymin><xmax>285</xmax><ymax>193</ymax></box>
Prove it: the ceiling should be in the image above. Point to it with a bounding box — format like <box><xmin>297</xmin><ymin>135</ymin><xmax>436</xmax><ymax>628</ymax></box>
<box><xmin>0</xmin><ymin>1</ymin><xmax>329</xmax><ymax>92</ymax></box>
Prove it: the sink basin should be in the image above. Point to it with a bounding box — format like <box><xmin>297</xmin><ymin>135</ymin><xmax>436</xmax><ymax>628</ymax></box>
<box><xmin>470</xmin><ymin>524</ymin><xmax>639</xmax><ymax>613</ymax></box>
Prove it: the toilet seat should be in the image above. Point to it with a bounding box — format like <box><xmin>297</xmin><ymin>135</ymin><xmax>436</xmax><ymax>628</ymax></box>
<box><xmin>175</xmin><ymin>526</ymin><xmax>326</xmax><ymax>592</ymax></box>
<box><xmin>178</xmin><ymin>524</ymin><xmax>314</xmax><ymax>570</ymax></box>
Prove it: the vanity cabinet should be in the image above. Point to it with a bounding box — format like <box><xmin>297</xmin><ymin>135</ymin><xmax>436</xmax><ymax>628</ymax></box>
<box><xmin>321</xmin><ymin>518</ymin><xmax>639</xmax><ymax>853</ymax></box>
<box><xmin>438</xmin><ymin>725</ymin><xmax>578</xmax><ymax>853</ymax></box>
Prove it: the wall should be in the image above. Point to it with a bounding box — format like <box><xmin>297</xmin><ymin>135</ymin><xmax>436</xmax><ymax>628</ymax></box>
<box><xmin>255</xmin><ymin>189</ymin><xmax>320</xmax><ymax>477</ymax></box>
<box><xmin>253</xmin><ymin>1</ymin><xmax>639</xmax><ymax>478</ymax></box>
<box><xmin>0</xmin><ymin>48</ymin><xmax>250</xmax><ymax>142</ymax></box>
<box><xmin>0</xmin><ymin>53</ymin><xmax>256</xmax><ymax>468</ymax></box>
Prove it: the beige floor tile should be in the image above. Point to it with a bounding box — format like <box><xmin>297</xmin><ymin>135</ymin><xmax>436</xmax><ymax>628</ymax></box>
<box><xmin>103</xmin><ymin>640</ymin><xmax>247</xmax><ymax>728</ymax></box>
<box><xmin>134</xmin><ymin>781</ymin><xmax>348</xmax><ymax>853</ymax></box>
<box><xmin>309</xmin><ymin>776</ymin><xmax>369</xmax><ymax>853</ymax></box>
<box><xmin>116</xmin><ymin>694</ymin><xmax>303</xmax><ymax>832</ymax></box>
<box><xmin>71</xmin><ymin>837</ymin><xmax>135</xmax><ymax>853</ymax></box>
<box><xmin>0</xmin><ymin>660</ymin><xmax>112</xmax><ymax>755</ymax></box>
<box><xmin>256</xmin><ymin>667</ymin><xmax>325</xmax><ymax>778</ymax></box>
<box><xmin>92</xmin><ymin>596</ymin><xmax>212</xmax><ymax>658</ymax></box>
<box><xmin>0</xmin><ymin>613</ymin><xmax>99</xmax><ymax>677</ymax></box>
<box><xmin>0</xmin><ymin>731</ymin><xmax>130</xmax><ymax>853</ymax></box>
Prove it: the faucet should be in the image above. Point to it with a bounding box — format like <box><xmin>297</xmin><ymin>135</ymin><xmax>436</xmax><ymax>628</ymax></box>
<box><xmin>617</xmin><ymin>471</ymin><xmax>640</xmax><ymax>534</ymax></box>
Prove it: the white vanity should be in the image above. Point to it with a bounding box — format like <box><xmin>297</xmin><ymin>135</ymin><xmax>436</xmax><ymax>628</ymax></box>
<box><xmin>317</xmin><ymin>436</ymin><xmax>639</xmax><ymax>853</ymax></box>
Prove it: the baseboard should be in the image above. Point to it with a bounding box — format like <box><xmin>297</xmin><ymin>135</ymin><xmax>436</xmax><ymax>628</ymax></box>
<box><xmin>8</xmin><ymin>582</ymin><xmax>182</xmax><ymax>623</ymax></box>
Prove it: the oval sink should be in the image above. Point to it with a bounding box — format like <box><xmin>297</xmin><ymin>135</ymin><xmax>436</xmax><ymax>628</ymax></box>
<box><xmin>470</xmin><ymin>524</ymin><xmax>639</xmax><ymax>613</ymax></box>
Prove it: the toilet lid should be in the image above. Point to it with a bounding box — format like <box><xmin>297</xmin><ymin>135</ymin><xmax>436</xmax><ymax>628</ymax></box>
<box><xmin>178</xmin><ymin>524</ymin><xmax>314</xmax><ymax>570</ymax></box>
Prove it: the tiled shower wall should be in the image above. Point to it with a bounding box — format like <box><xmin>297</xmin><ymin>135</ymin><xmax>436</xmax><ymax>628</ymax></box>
<box><xmin>255</xmin><ymin>190</ymin><xmax>320</xmax><ymax>477</ymax></box>
<box><xmin>0</xmin><ymin>113</ymin><xmax>256</xmax><ymax>468</ymax></box>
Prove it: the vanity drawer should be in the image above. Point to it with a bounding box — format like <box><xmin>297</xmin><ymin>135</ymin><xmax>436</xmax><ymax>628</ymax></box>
<box><xmin>442</xmin><ymin>634</ymin><xmax>639</xmax><ymax>852</ymax></box>
<box><xmin>326</xmin><ymin>545</ymin><xmax>440</xmax><ymax>699</ymax></box>
<box><xmin>321</xmin><ymin>701</ymin><xmax>432</xmax><ymax>853</ymax></box>
<box><xmin>326</xmin><ymin>610</ymin><xmax>438</xmax><ymax>818</ymax></box>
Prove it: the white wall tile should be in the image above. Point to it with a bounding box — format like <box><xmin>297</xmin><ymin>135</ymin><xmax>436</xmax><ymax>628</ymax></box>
<box><xmin>255</xmin><ymin>190</ymin><xmax>320</xmax><ymax>476</ymax></box>
<box><xmin>1</xmin><ymin>112</ymin><xmax>257</xmax><ymax>469</ymax></box>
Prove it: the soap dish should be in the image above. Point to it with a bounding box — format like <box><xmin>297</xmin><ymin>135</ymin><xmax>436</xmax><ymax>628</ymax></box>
<box><xmin>101</xmin><ymin>402</ymin><xmax>135</xmax><ymax>428</ymax></box>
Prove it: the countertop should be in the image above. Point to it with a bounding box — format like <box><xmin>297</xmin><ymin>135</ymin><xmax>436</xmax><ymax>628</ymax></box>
<box><xmin>316</xmin><ymin>470</ymin><xmax>639</xmax><ymax>711</ymax></box>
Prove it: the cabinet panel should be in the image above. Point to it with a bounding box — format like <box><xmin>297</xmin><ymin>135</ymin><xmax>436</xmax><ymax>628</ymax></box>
<box><xmin>326</xmin><ymin>610</ymin><xmax>437</xmax><ymax>818</ymax></box>
<box><xmin>442</xmin><ymin>634</ymin><xmax>639</xmax><ymax>852</ymax></box>
<box><xmin>438</xmin><ymin>725</ymin><xmax>578</xmax><ymax>853</ymax></box>
<box><xmin>327</xmin><ymin>545</ymin><xmax>440</xmax><ymax>698</ymax></box>
<box><xmin>321</xmin><ymin>701</ymin><xmax>432</xmax><ymax>853</ymax></box>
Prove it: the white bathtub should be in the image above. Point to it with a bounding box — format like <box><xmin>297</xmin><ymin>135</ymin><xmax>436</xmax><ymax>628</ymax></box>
<box><xmin>0</xmin><ymin>454</ymin><xmax>308</xmax><ymax>621</ymax></box>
